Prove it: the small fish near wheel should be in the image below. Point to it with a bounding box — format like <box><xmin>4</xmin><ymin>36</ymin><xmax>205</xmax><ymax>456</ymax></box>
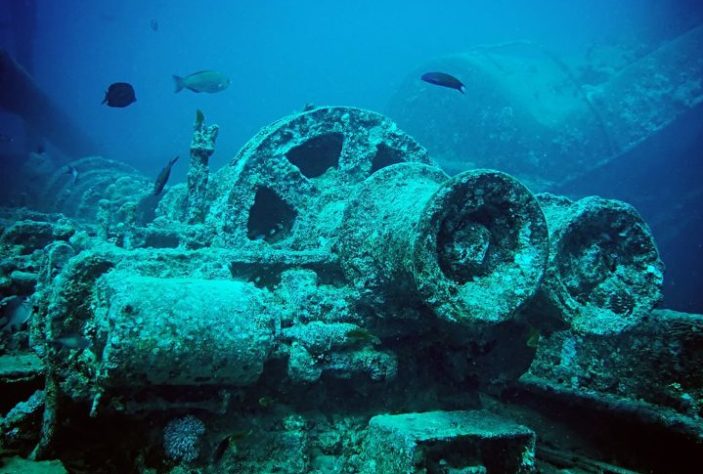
<box><xmin>154</xmin><ymin>156</ymin><xmax>179</xmax><ymax>196</ymax></box>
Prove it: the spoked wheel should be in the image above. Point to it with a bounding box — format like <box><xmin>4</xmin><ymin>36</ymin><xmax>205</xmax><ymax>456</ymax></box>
<box><xmin>207</xmin><ymin>106</ymin><xmax>432</xmax><ymax>251</ymax></box>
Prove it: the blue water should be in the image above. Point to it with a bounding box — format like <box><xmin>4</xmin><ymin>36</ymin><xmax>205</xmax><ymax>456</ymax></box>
<box><xmin>1</xmin><ymin>0</ymin><xmax>702</xmax><ymax>311</ymax></box>
<box><xmin>2</xmin><ymin>3</ymin><xmax>703</xmax><ymax>472</ymax></box>
<box><xmin>1</xmin><ymin>0</ymin><xmax>693</xmax><ymax>171</ymax></box>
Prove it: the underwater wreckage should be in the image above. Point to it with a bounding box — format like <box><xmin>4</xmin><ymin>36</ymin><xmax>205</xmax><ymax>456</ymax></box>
<box><xmin>387</xmin><ymin>26</ymin><xmax>703</xmax><ymax>317</ymax></box>
<box><xmin>0</xmin><ymin>106</ymin><xmax>700</xmax><ymax>473</ymax></box>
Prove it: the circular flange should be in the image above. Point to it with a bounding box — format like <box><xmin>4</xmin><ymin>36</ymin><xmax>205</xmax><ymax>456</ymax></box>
<box><xmin>413</xmin><ymin>169</ymin><xmax>550</xmax><ymax>325</ymax></box>
<box><xmin>339</xmin><ymin>163</ymin><xmax>550</xmax><ymax>327</ymax></box>
<box><xmin>540</xmin><ymin>196</ymin><xmax>664</xmax><ymax>334</ymax></box>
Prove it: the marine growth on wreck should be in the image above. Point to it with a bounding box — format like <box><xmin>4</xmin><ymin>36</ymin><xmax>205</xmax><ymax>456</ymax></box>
<box><xmin>1</xmin><ymin>3</ymin><xmax>702</xmax><ymax>474</ymax></box>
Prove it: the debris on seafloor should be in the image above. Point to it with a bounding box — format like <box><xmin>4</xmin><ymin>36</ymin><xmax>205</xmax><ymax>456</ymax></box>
<box><xmin>0</xmin><ymin>456</ymin><xmax>68</xmax><ymax>474</ymax></box>
<box><xmin>0</xmin><ymin>105</ymin><xmax>699</xmax><ymax>473</ymax></box>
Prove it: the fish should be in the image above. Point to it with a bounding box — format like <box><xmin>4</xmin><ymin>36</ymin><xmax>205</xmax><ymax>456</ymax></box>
<box><xmin>345</xmin><ymin>327</ymin><xmax>381</xmax><ymax>346</ymax></box>
<box><xmin>65</xmin><ymin>165</ymin><xmax>79</xmax><ymax>185</ymax></box>
<box><xmin>50</xmin><ymin>333</ymin><xmax>91</xmax><ymax>350</ymax></box>
<box><xmin>173</xmin><ymin>71</ymin><xmax>230</xmax><ymax>94</ymax></box>
<box><xmin>212</xmin><ymin>431</ymin><xmax>250</xmax><ymax>463</ymax></box>
<box><xmin>150</xmin><ymin>19</ymin><xmax>159</xmax><ymax>32</ymax></box>
<box><xmin>102</xmin><ymin>82</ymin><xmax>137</xmax><ymax>107</ymax></box>
<box><xmin>0</xmin><ymin>133</ymin><xmax>14</xmax><ymax>143</ymax></box>
<box><xmin>526</xmin><ymin>325</ymin><xmax>541</xmax><ymax>349</ymax></box>
<box><xmin>421</xmin><ymin>72</ymin><xmax>465</xmax><ymax>94</ymax></box>
<box><xmin>0</xmin><ymin>296</ymin><xmax>32</xmax><ymax>332</ymax></box>
<box><xmin>212</xmin><ymin>436</ymin><xmax>232</xmax><ymax>464</ymax></box>
<box><xmin>153</xmin><ymin>156</ymin><xmax>179</xmax><ymax>195</ymax></box>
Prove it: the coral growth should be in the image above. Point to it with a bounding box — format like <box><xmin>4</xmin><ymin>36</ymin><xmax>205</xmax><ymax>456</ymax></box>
<box><xmin>163</xmin><ymin>415</ymin><xmax>205</xmax><ymax>463</ymax></box>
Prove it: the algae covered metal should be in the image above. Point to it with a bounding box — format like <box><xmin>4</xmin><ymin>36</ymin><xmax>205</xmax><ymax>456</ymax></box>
<box><xmin>531</xmin><ymin>193</ymin><xmax>664</xmax><ymax>334</ymax></box>
<box><xmin>206</xmin><ymin>106</ymin><xmax>432</xmax><ymax>251</ymax></box>
<box><xmin>0</xmin><ymin>104</ymin><xmax>689</xmax><ymax>473</ymax></box>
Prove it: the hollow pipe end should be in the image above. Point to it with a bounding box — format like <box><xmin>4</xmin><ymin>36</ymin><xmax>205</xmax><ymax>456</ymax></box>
<box><xmin>413</xmin><ymin>169</ymin><xmax>550</xmax><ymax>327</ymax></box>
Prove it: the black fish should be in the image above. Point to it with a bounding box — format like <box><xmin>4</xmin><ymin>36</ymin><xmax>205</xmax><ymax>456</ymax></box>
<box><xmin>150</xmin><ymin>19</ymin><xmax>159</xmax><ymax>32</ymax></box>
<box><xmin>212</xmin><ymin>436</ymin><xmax>231</xmax><ymax>463</ymax></box>
<box><xmin>421</xmin><ymin>72</ymin><xmax>465</xmax><ymax>94</ymax></box>
<box><xmin>212</xmin><ymin>431</ymin><xmax>250</xmax><ymax>463</ymax></box>
<box><xmin>103</xmin><ymin>82</ymin><xmax>136</xmax><ymax>107</ymax></box>
<box><xmin>154</xmin><ymin>156</ymin><xmax>179</xmax><ymax>195</ymax></box>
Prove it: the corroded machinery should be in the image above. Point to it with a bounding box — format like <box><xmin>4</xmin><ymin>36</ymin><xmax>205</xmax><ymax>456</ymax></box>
<box><xmin>1</xmin><ymin>106</ymin><xmax>682</xmax><ymax>472</ymax></box>
<box><xmin>31</xmin><ymin>106</ymin><xmax>559</xmax><ymax>403</ymax></box>
<box><xmin>532</xmin><ymin>193</ymin><xmax>664</xmax><ymax>334</ymax></box>
<box><xmin>339</xmin><ymin>164</ymin><xmax>549</xmax><ymax>326</ymax></box>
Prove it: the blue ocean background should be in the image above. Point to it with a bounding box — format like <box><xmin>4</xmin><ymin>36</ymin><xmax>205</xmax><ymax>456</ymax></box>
<box><xmin>1</xmin><ymin>0</ymin><xmax>702</xmax><ymax>311</ymax></box>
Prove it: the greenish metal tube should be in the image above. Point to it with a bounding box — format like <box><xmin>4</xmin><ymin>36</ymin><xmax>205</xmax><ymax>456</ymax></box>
<box><xmin>92</xmin><ymin>272</ymin><xmax>274</xmax><ymax>387</ymax></box>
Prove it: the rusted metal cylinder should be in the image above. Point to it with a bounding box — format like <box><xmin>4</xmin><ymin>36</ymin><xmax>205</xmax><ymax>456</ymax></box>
<box><xmin>530</xmin><ymin>193</ymin><xmax>664</xmax><ymax>333</ymax></box>
<box><xmin>338</xmin><ymin>163</ymin><xmax>549</xmax><ymax>327</ymax></box>
<box><xmin>91</xmin><ymin>272</ymin><xmax>274</xmax><ymax>388</ymax></box>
